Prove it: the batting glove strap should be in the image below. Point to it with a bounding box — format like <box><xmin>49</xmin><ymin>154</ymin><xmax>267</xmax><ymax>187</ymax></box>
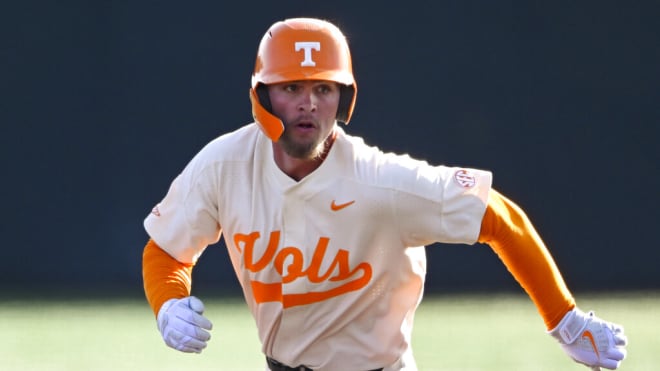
<box><xmin>550</xmin><ymin>307</ymin><xmax>593</xmax><ymax>344</ymax></box>
<box><xmin>548</xmin><ymin>307</ymin><xmax>628</xmax><ymax>370</ymax></box>
<box><xmin>157</xmin><ymin>296</ymin><xmax>213</xmax><ymax>353</ymax></box>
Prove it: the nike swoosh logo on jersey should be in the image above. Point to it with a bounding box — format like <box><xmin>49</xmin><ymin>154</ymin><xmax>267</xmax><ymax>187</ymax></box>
<box><xmin>331</xmin><ymin>199</ymin><xmax>355</xmax><ymax>211</ymax></box>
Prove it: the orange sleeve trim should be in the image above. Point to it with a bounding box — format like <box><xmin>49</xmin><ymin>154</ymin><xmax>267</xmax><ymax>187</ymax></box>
<box><xmin>142</xmin><ymin>239</ymin><xmax>194</xmax><ymax>316</ymax></box>
<box><xmin>478</xmin><ymin>189</ymin><xmax>575</xmax><ymax>329</ymax></box>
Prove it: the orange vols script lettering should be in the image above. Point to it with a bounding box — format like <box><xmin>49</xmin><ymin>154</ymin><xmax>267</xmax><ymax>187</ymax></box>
<box><xmin>233</xmin><ymin>231</ymin><xmax>372</xmax><ymax>308</ymax></box>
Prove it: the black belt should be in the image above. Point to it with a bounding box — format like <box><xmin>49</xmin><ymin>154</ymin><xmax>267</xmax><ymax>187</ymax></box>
<box><xmin>266</xmin><ymin>357</ymin><xmax>383</xmax><ymax>371</ymax></box>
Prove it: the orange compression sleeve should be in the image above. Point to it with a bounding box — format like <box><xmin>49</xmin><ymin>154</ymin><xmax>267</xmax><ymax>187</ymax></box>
<box><xmin>142</xmin><ymin>239</ymin><xmax>194</xmax><ymax>316</ymax></box>
<box><xmin>478</xmin><ymin>189</ymin><xmax>575</xmax><ymax>330</ymax></box>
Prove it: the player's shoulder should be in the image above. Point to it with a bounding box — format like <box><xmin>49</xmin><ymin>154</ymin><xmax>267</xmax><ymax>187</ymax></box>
<box><xmin>338</xmin><ymin>129</ymin><xmax>428</xmax><ymax>171</ymax></box>
<box><xmin>196</xmin><ymin>123</ymin><xmax>261</xmax><ymax>161</ymax></box>
<box><xmin>178</xmin><ymin>123</ymin><xmax>261</xmax><ymax>179</ymax></box>
<box><xmin>338</xmin><ymin>130</ymin><xmax>492</xmax><ymax>204</ymax></box>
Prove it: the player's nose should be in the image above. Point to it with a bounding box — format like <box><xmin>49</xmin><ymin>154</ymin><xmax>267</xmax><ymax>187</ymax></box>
<box><xmin>297</xmin><ymin>90</ymin><xmax>317</xmax><ymax>112</ymax></box>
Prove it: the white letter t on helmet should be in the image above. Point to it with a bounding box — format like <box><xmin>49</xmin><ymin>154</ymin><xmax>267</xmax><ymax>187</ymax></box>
<box><xmin>295</xmin><ymin>42</ymin><xmax>321</xmax><ymax>67</ymax></box>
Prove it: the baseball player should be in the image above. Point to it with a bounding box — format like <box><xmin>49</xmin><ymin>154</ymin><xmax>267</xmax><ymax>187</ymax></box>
<box><xmin>142</xmin><ymin>17</ymin><xmax>627</xmax><ymax>370</ymax></box>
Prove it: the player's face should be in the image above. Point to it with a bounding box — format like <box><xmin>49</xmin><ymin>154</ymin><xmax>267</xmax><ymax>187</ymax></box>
<box><xmin>267</xmin><ymin>80</ymin><xmax>340</xmax><ymax>159</ymax></box>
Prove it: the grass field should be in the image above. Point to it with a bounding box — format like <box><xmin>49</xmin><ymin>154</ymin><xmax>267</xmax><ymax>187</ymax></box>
<box><xmin>1</xmin><ymin>291</ymin><xmax>656</xmax><ymax>370</ymax></box>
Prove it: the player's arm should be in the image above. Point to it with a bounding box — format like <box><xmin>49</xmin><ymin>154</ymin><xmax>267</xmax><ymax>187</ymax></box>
<box><xmin>142</xmin><ymin>239</ymin><xmax>213</xmax><ymax>353</ymax></box>
<box><xmin>478</xmin><ymin>189</ymin><xmax>574</xmax><ymax>328</ymax></box>
<box><xmin>478</xmin><ymin>189</ymin><xmax>627</xmax><ymax>369</ymax></box>
<box><xmin>143</xmin><ymin>239</ymin><xmax>193</xmax><ymax>315</ymax></box>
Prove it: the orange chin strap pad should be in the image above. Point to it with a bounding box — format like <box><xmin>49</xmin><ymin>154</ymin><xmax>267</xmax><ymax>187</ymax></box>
<box><xmin>478</xmin><ymin>189</ymin><xmax>576</xmax><ymax>329</ymax></box>
<box><xmin>142</xmin><ymin>239</ymin><xmax>194</xmax><ymax>316</ymax></box>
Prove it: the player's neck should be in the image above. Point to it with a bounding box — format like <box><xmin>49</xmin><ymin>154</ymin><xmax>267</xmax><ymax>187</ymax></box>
<box><xmin>272</xmin><ymin>132</ymin><xmax>336</xmax><ymax>182</ymax></box>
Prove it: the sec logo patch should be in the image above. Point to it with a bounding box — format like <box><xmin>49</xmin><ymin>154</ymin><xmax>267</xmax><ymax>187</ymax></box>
<box><xmin>454</xmin><ymin>169</ymin><xmax>476</xmax><ymax>188</ymax></box>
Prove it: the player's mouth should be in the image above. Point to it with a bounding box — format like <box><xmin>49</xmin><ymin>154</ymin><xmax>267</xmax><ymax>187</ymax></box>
<box><xmin>292</xmin><ymin>119</ymin><xmax>318</xmax><ymax>133</ymax></box>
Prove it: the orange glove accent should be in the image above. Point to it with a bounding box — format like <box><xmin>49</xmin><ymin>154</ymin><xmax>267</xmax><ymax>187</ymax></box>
<box><xmin>142</xmin><ymin>239</ymin><xmax>194</xmax><ymax>316</ymax></box>
<box><xmin>478</xmin><ymin>189</ymin><xmax>576</xmax><ymax>329</ymax></box>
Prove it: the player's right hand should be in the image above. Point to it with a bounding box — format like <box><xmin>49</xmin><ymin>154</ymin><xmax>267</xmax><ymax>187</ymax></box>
<box><xmin>157</xmin><ymin>296</ymin><xmax>213</xmax><ymax>353</ymax></box>
<box><xmin>548</xmin><ymin>307</ymin><xmax>627</xmax><ymax>370</ymax></box>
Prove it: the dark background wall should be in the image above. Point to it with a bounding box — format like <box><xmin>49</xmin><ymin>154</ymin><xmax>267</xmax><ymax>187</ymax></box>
<box><xmin>3</xmin><ymin>1</ymin><xmax>658</xmax><ymax>298</ymax></box>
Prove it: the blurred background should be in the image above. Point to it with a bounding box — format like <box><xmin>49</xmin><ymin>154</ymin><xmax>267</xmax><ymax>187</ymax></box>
<box><xmin>2</xmin><ymin>1</ymin><xmax>658</xmax><ymax>300</ymax></box>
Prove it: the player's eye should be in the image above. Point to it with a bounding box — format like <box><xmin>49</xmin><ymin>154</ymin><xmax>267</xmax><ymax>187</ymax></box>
<box><xmin>283</xmin><ymin>84</ymin><xmax>299</xmax><ymax>93</ymax></box>
<box><xmin>317</xmin><ymin>85</ymin><xmax>331</xmax><ymax>94</ymax></box>
<box><xmin>315</xmin><ymin>83</ymin><xmax>336</xmax><ymax>95</ymax></box>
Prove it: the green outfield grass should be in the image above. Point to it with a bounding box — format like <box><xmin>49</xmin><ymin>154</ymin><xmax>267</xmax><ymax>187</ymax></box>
<box><xmin>0</xmin><ymin>292</ymin><xmax>656</xmax><ymax>370</ymax></box>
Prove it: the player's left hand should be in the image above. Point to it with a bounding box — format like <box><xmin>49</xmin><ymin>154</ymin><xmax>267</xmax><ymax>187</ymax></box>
<box><xmin>157</xmin><ymin>296</ymin><xmax>213</xmax><ymax>353</ymax></box>
<box><xmin>548</xmin><ymin>307</ymin><xmax>627</xmax><ymax>370</ymax></box>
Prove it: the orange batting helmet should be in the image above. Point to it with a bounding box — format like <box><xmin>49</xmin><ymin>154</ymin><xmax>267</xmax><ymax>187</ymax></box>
<box><xmin>250</xmin><ymin>18</ymin><xmax>357</xmax><ymax>141</ymax></box>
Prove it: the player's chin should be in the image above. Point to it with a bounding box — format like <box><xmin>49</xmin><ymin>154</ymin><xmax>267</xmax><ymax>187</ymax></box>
<box><xmin>279</xmin><ymin>138</ymin><xmax>320</xmax><ymax>159</ymax></box>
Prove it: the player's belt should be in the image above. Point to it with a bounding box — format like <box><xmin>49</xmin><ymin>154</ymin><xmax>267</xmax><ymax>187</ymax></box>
<box><xmin>266</xmin><ymin>357</ymin><xmax>383</xmax><ymax>371</ymax></box>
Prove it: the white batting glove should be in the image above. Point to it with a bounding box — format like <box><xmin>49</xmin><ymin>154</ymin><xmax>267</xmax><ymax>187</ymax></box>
<box><xmin>548</xmin><ymin>307</ymin><xmax>627</xmax><ymax>370</ymax></box>
<box><xmin>157</xmin><ymin>296</ymin><xmax>213</xmax><ymax>353</ymax></box>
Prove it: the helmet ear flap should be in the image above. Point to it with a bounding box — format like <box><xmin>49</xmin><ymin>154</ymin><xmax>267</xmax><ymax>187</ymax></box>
<box><xmin>255</xmin><ymin>84</ymin><xmax>272</xmax><ymax>113</ymax></box>
<box><xmin>336</xmin><ymin>84</ymin><xmax>356</xmax><ymax>124</ymax></box>
<box><xmin>250</xmin><ymin>86</ymin><xmax>284</xmax><ymax>141</ymax></box>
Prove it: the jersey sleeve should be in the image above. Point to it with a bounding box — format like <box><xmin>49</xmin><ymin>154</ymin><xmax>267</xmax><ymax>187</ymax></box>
<box><xmin>392</xmin><ymin>163</ymin><xmax>492</xmax><ymax>246</ymax></box>
<box><xmin>144</xmin><ymin>155</ymin><xmax>222</xmax><ymax>264</ymax></box>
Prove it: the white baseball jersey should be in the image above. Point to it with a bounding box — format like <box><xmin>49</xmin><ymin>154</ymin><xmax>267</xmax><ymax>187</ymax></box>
<box><xmin>144</xmin><ymin>123</ymin><xmax>492</xmax><ymax>370</ymax></box>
